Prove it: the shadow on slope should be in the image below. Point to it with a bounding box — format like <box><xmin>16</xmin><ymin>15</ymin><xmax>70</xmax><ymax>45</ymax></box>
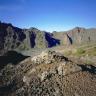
<box><xmin>78</xmin><ymin>64</ymin><xmax>96</xmax><ymax>74</ymax></box>
<box><xmin>0</xmin><ymin>51</ymin><xmax>29</xmax><ymax>70</ymax></box>
<box><xmin>45</xmin><ymin>32</ymin><xmax>60</xmax><ymax>47</ymax></box>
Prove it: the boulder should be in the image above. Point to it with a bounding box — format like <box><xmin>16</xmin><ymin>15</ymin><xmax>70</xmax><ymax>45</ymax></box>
<box><xmin>31</xmin><ymin>50</ymin><xmax>68</xmax><ymax>64</ymax></box>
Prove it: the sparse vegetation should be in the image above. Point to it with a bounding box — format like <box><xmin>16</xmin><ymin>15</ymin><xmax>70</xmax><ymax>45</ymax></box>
<box><xmin>18</xmin><ymin>42</ymin><xmax>30</xmax><ymax>50</ymax></box>
<box><xmin>75</xmin><ymin>48</ymin><xmax>85</xmax><ymax>56</ymax></box>
<box><xmin>64</xmin><ymin>50</ymin><xmax>72</xmax><ymax>56</ymax></box>
<box><xmin>85</xmin><ymin>60</ymin><xmax>93</xmax><ymax>65</ymax></box>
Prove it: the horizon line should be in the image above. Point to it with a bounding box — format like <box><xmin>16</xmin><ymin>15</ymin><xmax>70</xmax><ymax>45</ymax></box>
<box><xmin>1</xmin><ymin>21</ymin><xmax>96</xmax><ymax>32</ymax></box>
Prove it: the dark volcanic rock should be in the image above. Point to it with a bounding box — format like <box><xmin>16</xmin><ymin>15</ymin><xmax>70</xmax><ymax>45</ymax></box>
<box><xmin>0</xmin><ymin>51</ymin><xmax>96</xmax><ymax>96</ymax></box>
<box><xmin>0</xmin><ymin>22</ymin><xmax>26</xmax><ymax>55</ymax></box>
<box><xmin>0</xmin><ymin>22</ymin><xmax>61</xmax><ymax>54</ymax></box>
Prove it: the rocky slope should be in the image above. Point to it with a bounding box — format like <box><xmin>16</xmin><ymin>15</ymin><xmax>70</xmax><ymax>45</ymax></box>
<box><xmin>0</xmin><ymin>22</ymin><xmax>60</xmax><ymax>55</ymax></box>
<box><xmin>53</xmin><ymin>27</ymin><xmax>96</xmax><ymax>45</ymax></box>
<box><xmin>0</xmin><ymin>22</ymin><xmax>26</xmax><ymax>55</ymax></box>
<box><xmin>0</xmin><ymin>50</ymin><xmax>96</xmax><ymax>96</ymax></box>
<box><xmin>0</xmin><ymin>21</ymin><xmax>96</xmax><ymax>55</ymax></box>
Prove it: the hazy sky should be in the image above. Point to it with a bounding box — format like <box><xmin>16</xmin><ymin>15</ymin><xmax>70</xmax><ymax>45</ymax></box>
<box><xmin>0</xmin><ymin>0</ymin><xmax>96</xmax><ymax>32</ymax></box>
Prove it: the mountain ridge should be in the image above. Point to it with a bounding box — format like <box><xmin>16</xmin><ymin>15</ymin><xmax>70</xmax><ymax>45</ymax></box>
<box><xmin>0</xmin><ymin>21</ymin><xmax>96</xmax><ymax>55</ymax></box>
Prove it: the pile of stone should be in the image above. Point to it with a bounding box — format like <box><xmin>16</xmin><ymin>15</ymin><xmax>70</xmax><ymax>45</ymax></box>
<box><xmin>31</xmin><ymin>50</ymin><xmax>68</xmax><ymax>64</ymax></box>
<box><xmin>0</xmin><ymin>50</ymin><xmax>89</xmax><ymax>96</ymax></box>
<box><xmin>23</xmin><ymin>50</ymin><xmax>82</xmax><ymax>83</ymax></box>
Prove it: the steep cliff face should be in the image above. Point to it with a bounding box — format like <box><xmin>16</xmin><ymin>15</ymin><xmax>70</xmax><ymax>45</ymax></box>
<box><xmin>53</xmin><ymin>27</ymin><xmax>96</xmax><ymax>45</ymax></box>
<box><xmin>0</xmin><ymin>22</ymin><xmax>60</xmax><ymax>54</ymax></box>
<box><xmin>0</xmin><ymin>22</ymin><xmax>26</xmax><ymax>55</ymax></box>
<box><xmin>0</xmin><ymin>22</ymin><xmax>96</xmax><ymax>54</ymax></box>
<box><xmin>53</xmin><ymin>32</ymin><xmax>72</xmax><ymax>45</ymax></box>
<box><xmin>27</xmin><ymin>28</ymin><xmax>48</xmax><ymax>48</ymax></box>
<box><xmin>23</xmin><ymin>28</ymin><xmax>60</xmax><ymax>49</ymax></box>
<box><xmin>67</xmin><ymin>27</ymin><xmax>96</xmax><ymax>44</ymax></box>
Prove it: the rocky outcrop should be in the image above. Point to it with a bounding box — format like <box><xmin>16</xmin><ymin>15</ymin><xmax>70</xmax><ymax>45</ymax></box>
<box><xmin>0</xmin><ymin>22</ymin><xmax>26</xmax><ymax>55</ymax></box>
<box><xmin>53</xmin><ymin>32</ymin><xmax>72</xmax><ymax>45</ymax></box>
<box><xmin>31</xmin><ymin>50</ymin><xmax>68</xmax><ymax>64</ymax></box>
<box><xmin>53</xmin><ymin>27</ymin><xmax>96</xmax><ymax>45</ymax></box>
<box><xmin>0</xmin><ymin>50</ymin><xmax>96</xmax><ymax>96</ymax></box>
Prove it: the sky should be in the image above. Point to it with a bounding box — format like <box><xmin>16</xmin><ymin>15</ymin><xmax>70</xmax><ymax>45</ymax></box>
<box><xmin>0</xmin><ymin>0</ymin><xmax>96</xmax><ymax>32</ymax></box>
